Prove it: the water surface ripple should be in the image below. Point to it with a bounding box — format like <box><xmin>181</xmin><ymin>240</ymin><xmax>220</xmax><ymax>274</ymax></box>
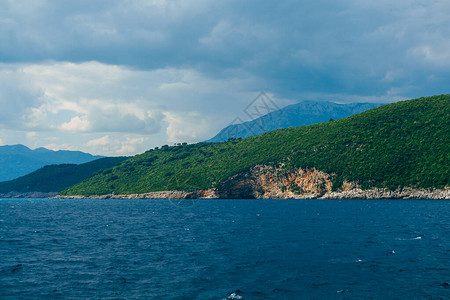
<box><xmin>0</xmin><ymin>199</ymin><xmax>449</xmax><ymax>299</ymax></box>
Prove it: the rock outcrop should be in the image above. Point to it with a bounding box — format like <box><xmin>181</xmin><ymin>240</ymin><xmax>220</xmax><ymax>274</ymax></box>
<box><xmin>216</xmin><ymin>165</ymin><xmax>334</xmax><ymax>199</ymax></box>
<box><xmin>216</xmin><ymin>165</ymin><xmax>449</xmax><ymax>199</ymax></box>
<box><xmin>56</xmin><ymin>164</ymin><xmax>450</xmax><ymax>200</ymax></box>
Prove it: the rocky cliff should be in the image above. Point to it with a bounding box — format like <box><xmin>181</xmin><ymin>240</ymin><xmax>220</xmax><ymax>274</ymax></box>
<box><xmin>214</xmin><ymin>164</ymin><xmax>449</xmax><ymax>199</ymax></box>
<box><xmin>216</xmin><ymin>164</ymin><xmax>334</xmax><ymax>199</ymax></box>
<box><xmin>57</xmin><ymin>164</ymin><xmax>449</xmax><ymax>200</ymax></box>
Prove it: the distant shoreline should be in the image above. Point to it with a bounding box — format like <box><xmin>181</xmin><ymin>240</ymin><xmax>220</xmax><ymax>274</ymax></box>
<box><xmin>0</xmin><ymin>191</ymin><xmax>58</xmax><ymax>199</ymax></box>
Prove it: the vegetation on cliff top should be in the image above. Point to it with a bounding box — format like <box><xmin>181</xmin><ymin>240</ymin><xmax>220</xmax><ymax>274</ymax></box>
<box><xmin>61</xmin><ymin>95</ymin><xmax>450</xmax><ymax>196</ymax></box>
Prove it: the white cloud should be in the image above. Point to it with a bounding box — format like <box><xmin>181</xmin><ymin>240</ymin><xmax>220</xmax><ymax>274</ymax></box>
<box><xmin>118</xmin><ymin>137</ymin><xmax>149</xmax><ymax>155</ymax></box>
<box><xmin>86</xmin><ymin>135</ymin><xmax>111</xmax><ymax>147</ymax></box>
<box><xmin>85</xmin><ymin>135</ymin><xmax>150</xmax><ymax>156</ymax></box>
<box><xmin>164</xmin><ymin>111</ymin><xmax>213</xmax><ymax>143</ymax></box>
<box><xmin>0</xmin><ymin>61</ymin><xmax>268</xmax><ymax>155</ymax></box>
<box><xmin>61</xmin><ymin>116</ymin><xmax>90</xmax><ymax>132</ymax></box>
<box><xmin>0</xmin><ymin>64</ymin><xmax>46</xmax><ymax>129</ymax></box>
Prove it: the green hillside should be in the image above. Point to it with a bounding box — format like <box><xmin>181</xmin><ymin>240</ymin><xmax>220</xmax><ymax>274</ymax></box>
<box><xmin>0</xmin><ymin>157</ymin><xmax>127</xmax><ymax>194</ymax></box>
<box><xmin>62</xmin><ymin>95</ymin><xmax>450</xmax><ymax>196</ymax></box>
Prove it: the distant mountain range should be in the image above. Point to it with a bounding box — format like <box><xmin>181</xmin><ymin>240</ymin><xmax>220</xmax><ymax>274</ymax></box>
<box><xmin>206</xmin><ymin>101</ymin><xmax>383</xmax><ymax>142</ymax></box>
<box><xmin>0</xmin><ymin>144</ymin><xmax>103</xmax><ymax>181</ymax></box>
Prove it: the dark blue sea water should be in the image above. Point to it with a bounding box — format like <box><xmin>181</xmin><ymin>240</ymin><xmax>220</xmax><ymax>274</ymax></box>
<box><xmin>0</xmin><ymin>199</ymin><xmax>449</xmax><ymax>299</ymax></box>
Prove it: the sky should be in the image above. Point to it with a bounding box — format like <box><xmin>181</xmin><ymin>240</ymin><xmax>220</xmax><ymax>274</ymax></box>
<box><xmin>1</xmin><ymin>0</ymin><xmax>449</xmax><ymax>156</ymax></box>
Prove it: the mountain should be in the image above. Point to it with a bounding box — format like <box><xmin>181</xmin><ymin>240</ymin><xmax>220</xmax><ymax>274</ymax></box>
<box><xmin>61</xmin><ymin>95</ymin><xmax>450</xmax><ymax>198</ymax></box>
<box><xmin>0</xmin><ymin>145</ymin><xmax>104</xmax><ymax>181</ymax></box>
<box><xmin>205</xmin><ymin>101</ymin><xmax>383</xmax><ymax>142</ymax></box>
<box><xmin>0</xmin><ymin>157</ymin><xmax>128</xmax><ymax>197</ymax></box>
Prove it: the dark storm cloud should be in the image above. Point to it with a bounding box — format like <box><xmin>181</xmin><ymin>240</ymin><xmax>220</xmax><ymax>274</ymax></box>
<box><xmin>2</xmin><ymin>0</ymin><xmax>450</xmax><ymax>99</ymax></box>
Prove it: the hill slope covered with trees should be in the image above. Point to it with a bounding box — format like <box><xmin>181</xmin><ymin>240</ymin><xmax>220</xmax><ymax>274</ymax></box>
<box><xmin>0</xmin><ymin>157</ymin><xmax>127</xmax><ymax>196</ymax></box>
<box><xmin>61</xmin><ymin>95</ymin><xmax>450</xmax><ymax>197</ymax></box>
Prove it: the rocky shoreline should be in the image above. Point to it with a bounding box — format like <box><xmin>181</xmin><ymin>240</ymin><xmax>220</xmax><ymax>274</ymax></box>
<box><xmin>317</xmin><ymin>187</ymin><xmax>450</xmax><ymax>200</ymax></box>
<box><xmin>54</xmin><ymin>187</ymin><xmax>449</xmax><ymax>200</ymax></box>
<box><xmin>2</xmin><ymin>188</ymin><xmax>447</xmax><ymax>200</ymax></box>
<box><xmin>3</xmin><ymin>165</ymin><xmax>449</xmax><ymax>200</ymax></box>
<box><xmin>54</xmin><ymin>190</ymin><xmax>193</xmax><ymax>200</ymax></box>
<box><xmin>0</xmin><ymin>191</ymin><xmax>58</xmax><ymax>198</ymax></box>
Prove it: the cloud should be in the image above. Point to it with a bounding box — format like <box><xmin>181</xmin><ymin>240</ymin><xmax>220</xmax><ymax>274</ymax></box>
<box><xmin>164</xmin><ymin>111</ymin><xmax>213</xmax><ymax>143</ymax></box>
<box><xmin>26</xmin><ymin>131</ymin><xmax>38</xmax><ymax>140</ymax></box>
<box><xmin>1</xmin><ymin>0</ymin><xmax>449</xmax><ymax>100</ymax></box>
<box><xmin>85</xmin><ymin>135</ymin><xmax>149</xmax><ymax>156</ymax></box>
<box><xmin>86</xmin><ymin>135</ymin><xmax>111</xmax><ymax>147</ymax></box>
<box><xmin>0</xmin><ymin>64</ymin><xmax>45</xmax><ymax>129</ymax></box>
<box><xmin>61</xmin><ymin>116</ymin><xmax>90</xmax><ymax>132</ymax></box>
<box><xmin>408</xmin><ymin>43</ymin><xmax>450</xmax><ymax>68</ymax></box>
<box><xmin>0</xmin><ymin>61</ymin><xmax>271</xmax><ymax>154</ymax></box>
<box><xmin>0</xmin><ymin>0</ymin><xmax>449</xmax><ymax>154</ymax></box>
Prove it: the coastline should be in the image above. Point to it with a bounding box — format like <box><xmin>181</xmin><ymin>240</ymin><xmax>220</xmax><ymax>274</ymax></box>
<box><xmin>2</xmin><ymin>187</ymin><xmax>448</xmax><ymax>200</ymax></box>
<box><xmin>54</xmin><ymin>187</ymin><xmax>450</xmax><ymax>200</ymax></box>
<box><xmin>0</xmin><ymin>191</ymin><xmax>58</xmax><ymax>198</ymax></box>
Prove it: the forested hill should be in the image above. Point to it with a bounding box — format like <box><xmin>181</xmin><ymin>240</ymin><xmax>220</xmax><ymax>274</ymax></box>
<box><xmin>62</xmin><ymin>94</ymin><xmax>450</xmax><ymax>196</ymax></box>
<box><xmin>0</xmin><ymin>157</ymin><xmax>127</xmax><ymax>195</ymax></box>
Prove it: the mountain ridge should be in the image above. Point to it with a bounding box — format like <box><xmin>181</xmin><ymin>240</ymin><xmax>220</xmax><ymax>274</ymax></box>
<box><xmin>206</xmin><ymin>100</ymin><xmax>383</xmax><ymax>142</ymax></box>
<box><xmin>0</xmin><ymin>144</ymin><xmax>104</xmax><ymax>181</ymax></box>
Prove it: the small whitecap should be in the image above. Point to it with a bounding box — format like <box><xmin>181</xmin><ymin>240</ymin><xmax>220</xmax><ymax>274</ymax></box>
<box><xmin>412</xmin><ymin>236</ymin><xmax>422</xmax><ymax>240</ymax></box>
<box><xmin>225</xmin><ymin>290</ymin><xmax>243</xmax><ymax>300</ymax></box>
<box><xmin>226</xmin><ymin>292</ymin><xmax>242</xmax><ymax>300</ymax></box>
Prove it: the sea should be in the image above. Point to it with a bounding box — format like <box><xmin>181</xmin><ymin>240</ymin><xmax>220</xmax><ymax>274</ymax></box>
<box><xmin>0</xmin><ymin>198</ymin><xmax>448</xmax><ymax>299</ymax></box>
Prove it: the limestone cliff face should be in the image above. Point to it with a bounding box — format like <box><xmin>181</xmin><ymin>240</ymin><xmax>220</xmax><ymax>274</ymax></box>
<box><xmin>215</xmin><ymin>165</ymin><xmax>449</xmax><ymax>199</ymax></box>
<box><xmin>216</xmin><ymin>165</ymin><xmax>336</xmax><ymax>199</ymax></box>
